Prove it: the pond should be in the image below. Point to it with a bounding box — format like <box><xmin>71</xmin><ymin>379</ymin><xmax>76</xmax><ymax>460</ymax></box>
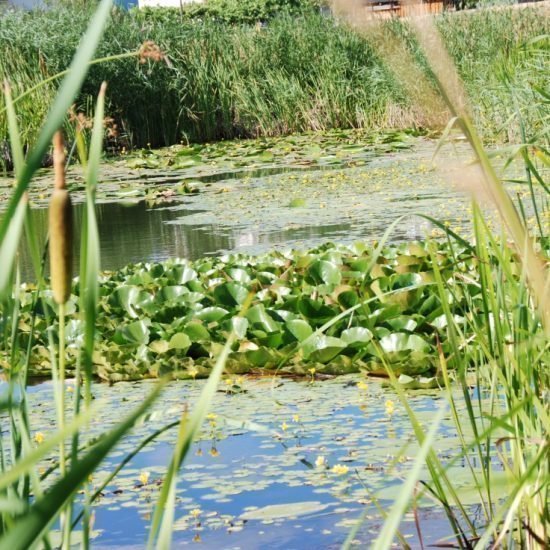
<box><xmin>2</xmin><ymin>130</ymin><xmax>521</xmax><ymax>547</ymax></box>
<box><xmin>25</xmin><ymin>375</ymin><xmax>488</xmax><ymax>548</ymax></box>
<box><xmin>10</xmin><ymin>134</ymin><xmax>490</xmax><ymax>282</ymax></box>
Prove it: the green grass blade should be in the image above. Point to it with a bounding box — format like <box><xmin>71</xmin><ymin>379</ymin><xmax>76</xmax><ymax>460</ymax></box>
<box><xmin>371</xmin><ymin>404</ymin><xmax>447</xmax><ymax>550</ymax></box>
<box><xmin>81</xmin><ymin>83</ymin><xmax>105</xmax><ymax>391</ymax></box>
<box><xmin>3</xmin><ymin>83</ymin><xmax>25</xmax><ymax>177</ymax></box>
<box><xmin>0</xmin><ymin>199</ymin><xmax>27</xmax><ymax>299</ymax></box>
<box><xmin>0</xmin><ymin>0</ymin><xmax>113</xmax><ymax>248</ymax></box>
<box><xmin>0</xmin><ymin>406</ymin><xmax>95</xmax><ymax>492</ymax></box>
<box><xmin>146</xmin><ymin>294</ymin><xmax>254</xmax><ymax>549</ymax></box>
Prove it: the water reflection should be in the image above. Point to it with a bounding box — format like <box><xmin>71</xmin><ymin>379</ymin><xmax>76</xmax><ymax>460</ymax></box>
<box><xmin>19</xmin><ymin>198</ymin><xmax>434</xmax><ymax>282</ymax></box>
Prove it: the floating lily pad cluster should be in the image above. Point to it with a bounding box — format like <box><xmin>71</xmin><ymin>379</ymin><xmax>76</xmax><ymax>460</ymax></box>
<box><xmin>10</xmin><ymin>239</ymin><xmax>484</xmax><ymax>382</ymax></box>
<box><xmin>0</xmin><ymin>129</ymin><xmax>415</xmax><ymax>209</ymax></box>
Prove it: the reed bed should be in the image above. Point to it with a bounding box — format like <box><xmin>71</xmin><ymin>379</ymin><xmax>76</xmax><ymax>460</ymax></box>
<box><xmin>0</xmin><ymin>3</ymin><xmax>547</xmax><ymax>154</ymax></box>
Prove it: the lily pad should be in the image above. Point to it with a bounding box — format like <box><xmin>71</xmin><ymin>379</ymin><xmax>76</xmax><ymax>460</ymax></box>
<box><xmin>240</xmin><ymin>501</ymin><xmax>330</xmax><ymax>521</ymax></box>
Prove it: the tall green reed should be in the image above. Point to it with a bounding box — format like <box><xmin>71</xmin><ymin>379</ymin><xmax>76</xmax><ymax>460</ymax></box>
<box><xmin>0</xmin><ymin>2</ymin><xmax>248</xmax><ymax>546</ymax></box>
<box><xmin>329</xmin><ymin>1</ymin><xmax>549</xmax><ymax>547</ymax></box>
<box><xmin>1</xmin><ymin>4</ymin><xmax>546</xmax><ymax>150</ymax></box>
<box><xmin>0</xmin><ymin>2</ymin><xmax>169</xmax><ymax>548</ymax></box>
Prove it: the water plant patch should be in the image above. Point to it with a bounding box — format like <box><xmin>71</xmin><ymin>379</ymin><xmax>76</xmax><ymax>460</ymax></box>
<box><xmin>5</xmin><ymin>238</ymin><xmax>522</xmax><ymax>383</ymax></box>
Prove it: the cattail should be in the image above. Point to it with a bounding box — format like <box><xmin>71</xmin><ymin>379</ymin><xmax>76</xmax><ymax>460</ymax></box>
<box><xmin>49</xmin><ymin>131</ymin><xmax>73</xmax><ymax>304</ymax></box>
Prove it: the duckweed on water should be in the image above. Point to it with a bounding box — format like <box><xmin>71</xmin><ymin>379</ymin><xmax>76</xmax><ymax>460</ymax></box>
<box><xmin>0</xmin><ymin>129</ymin><xmax>416</xmax><ymax>208</ymax></box>
<box><xmin>24</xmin><ymin>375</ymin><xmax>510</xmax><ymax>547</ymax></box>
<box><xmin>5</xmin><ymin>237</ymin><xmax>538</xmax><ymax>383</ymax></box>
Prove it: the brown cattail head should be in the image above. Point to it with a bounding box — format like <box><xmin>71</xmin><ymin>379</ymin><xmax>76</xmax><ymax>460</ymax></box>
<box><xmin>49</xmin><ymin>132</ymin><xmax>73</xmax><ymax>304</ymax></box>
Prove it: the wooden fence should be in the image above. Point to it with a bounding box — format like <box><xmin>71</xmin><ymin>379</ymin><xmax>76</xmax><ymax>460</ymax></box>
<box><xmin>363</xmin><ymin>0</ymin><xmax>446</xmax><ymax>18</ymax></box>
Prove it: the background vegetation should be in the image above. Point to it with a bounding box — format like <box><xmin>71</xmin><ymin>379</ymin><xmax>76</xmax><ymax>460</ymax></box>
<box><xmin>0</xmin><ymin>4</ymin><xmax>547</xmax><ymax>155</ymax></box>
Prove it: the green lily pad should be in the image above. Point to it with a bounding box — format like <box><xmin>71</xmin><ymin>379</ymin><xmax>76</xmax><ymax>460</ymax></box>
<box><xmin>240</xmin><ymin>501</ymin><xmax>330</xmax><ymax>521</ymax></box>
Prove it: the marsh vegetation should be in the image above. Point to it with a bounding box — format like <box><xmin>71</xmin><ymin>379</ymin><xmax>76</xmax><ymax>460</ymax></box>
<box><xmin>0</xmin><ymin>0</ymin><xmax>548</xmax><ymax>548</ymax></box>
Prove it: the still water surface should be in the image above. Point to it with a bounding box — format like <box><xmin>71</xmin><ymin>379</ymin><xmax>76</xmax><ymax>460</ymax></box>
<box><xmin>25</xmin><ymin>376</ymin><xmax>457</xmax><ymax>548</ymax></box>
<box><xmin>18</xmin><ymin>139</ymin><xmax>476</xmax><ymax>281</ymax></box>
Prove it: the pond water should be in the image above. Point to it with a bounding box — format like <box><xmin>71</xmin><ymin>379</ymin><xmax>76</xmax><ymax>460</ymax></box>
<box><xmin>14</xmin><ymin>137</ymin><xmax>486</xmax><ymax>282</ymax></box>
<box><xmin>3</xmin><ymin>132</ymin><xmax>517</xmax><ymax>547</ymax></box>
<box><xmin>24</xmin><ymin>375</ymin><xmax>478</xmax><ymax>548</ymax></box>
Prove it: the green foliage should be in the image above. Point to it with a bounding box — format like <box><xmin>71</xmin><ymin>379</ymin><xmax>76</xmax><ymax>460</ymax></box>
<box><xmin>176</xmin><ymin>0</ymin><xmax>324</xmax><ymax>24</ymax></box>
<box><xmin>0</xmin><ymin>4</ymin><xmax>546</xmax><ymax>153</ymax></box>
<box><xmin>6</xmin><ymin>238</ymin><xmax>543</xmax><ymax>382</ymax></box>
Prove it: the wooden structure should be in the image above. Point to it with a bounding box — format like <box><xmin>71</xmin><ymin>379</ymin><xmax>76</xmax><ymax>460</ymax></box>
<box><xmin>363</xmin><ymin>0</ymin><xmax>449</xmax><ymax>18</ymax></box>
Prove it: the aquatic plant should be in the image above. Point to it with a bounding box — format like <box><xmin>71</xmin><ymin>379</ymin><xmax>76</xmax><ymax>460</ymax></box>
<box><xmin>0</xmin><ymin>1</ymin><xmax>235</xmax><ymax>547</ymax></box>
<box><xmin>3</xmin><ymin>237</ymin><xmax>522</xmax><ymax>383</ymax></box>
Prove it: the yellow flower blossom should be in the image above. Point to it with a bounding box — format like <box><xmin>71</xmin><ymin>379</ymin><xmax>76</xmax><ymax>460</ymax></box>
<box><xmin>34</xmin><ymin>432</ymin><xmax>45</xmax><ymax>444</ymax></box>
<box><xmin>331</xmin><ymin>464</ymin><xmax>349</xmax><ymax>475</ymax></box>
<box><xmin>357</xmin><ymin>380</ymin><xmax>368</xmax><ymax>391</ymax></box>
<box><xmin>281</xmin><ymin>421</ymin><xmax>289</xmax><ymax>431</ymax></box>
<box><xmin>209</xmin><ymin>447</ymin><xmax>220</xmax><ymax>457</ymax></box>
<box><xmin>139</xmin><ymin>471</ymin><xmax>150</xmax><ymax>485</ymax></box>
<box><xmin>315</xmin><ymin>455</ymin><xmax>327</xmax><ymax>468</ymax></box>
<box><xmin>190</xmin><ymin>508</ymin><xmax>201</xmax><ymax>518</ymax></box>
<box><xmin>385</xmin><ymin>400</ymin><xmax>395</xmax><ymax>416</ymax></box>
<box><xmin>292</xmin><ymin>414</ymin><xmax>300</xmax><ymax>423</ymax></box>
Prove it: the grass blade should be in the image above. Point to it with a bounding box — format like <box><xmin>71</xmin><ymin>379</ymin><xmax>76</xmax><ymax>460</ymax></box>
<box><xmin>371</xmin><ymin>404</ymin><xmax>447</xmax><ymax>550</ymax></box>
<box><xmin>0</xmin><ymin>0</ymin><xmax>112</xmax><ymax>250</ymax></box>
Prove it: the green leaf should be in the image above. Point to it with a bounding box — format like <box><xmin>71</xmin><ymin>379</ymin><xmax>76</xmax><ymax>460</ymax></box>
<box><xmin>307</xmin><ymin>260</ymin><xmax>342</xmax><ymax>286</ymax></box>
<box><xmin>168</xmin><ymin>333</ymin><xmax>191</xmax><ymax>351</ymax></box>
<box><xmin>286</xmin><ymin>319</ymin><xmax>313</xmax><ymax>342</ymax></box>
<box><xmin>195</xmin><ymin>307</ymin><xmax>229</xmax><ymax>322</ymax></box>
<box><xmin>110</xmin><ymin>286</ymin><xmax>154</xmax><ymax>318</ymax></box>
<box><xmin>114</xmin><ymin>320</ymin><xmax>150</xmax><ymax>345</ymax></box>
<box><xmin>168</xmin><ymin>264</ymin><xmax>197</xmax><ymax>284</ymax></box>
<box><xmin>340</xmin><ymin>327</ymin><xmax>372</xmax><ymax>347</ymax></box>
<box><xmin>246</xmin><ymin>304</ymin><xmax>279</xmax><ymax>333</ymax></box>
<box><xmin>379</xmin><ymin>333</ymin><xmax>431</xmax><ymax>353</ymax></box>
<box><xmin>231</xmin><ymin>316</ymin><xmax>249</xmax><ymax>339</ymax></box>
<box><xmin>302</xmin><ymin>334</ymin><xmax>347</xmax><ymax>363</ymax></box>
<box><xmin>213</xmin><ymin>282</ymin><xmax>249</xmax><ymax>306</ymax></box>
<box><xmin>182</xmin><ymin>321</ymin><xmax>210</xmax><ymax>342</ymax></box>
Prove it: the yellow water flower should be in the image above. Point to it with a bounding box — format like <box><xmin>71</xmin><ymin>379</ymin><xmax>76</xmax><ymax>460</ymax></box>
<box><xmin>281</xmin><ymin>421</ymin><xmax>289</xmax><ymax>431</ymax></box>
<box><xmin>385</xmin><ymin>400</ymin><xmax>395</xmax><ymax>416</ymax></box>
<box><xmin>292</xmin><ymin>414</ymin><xmax>300</xmax><ymax>423</ymax></box>
<box><xmin>190</xmin><ymin>508</ymin><xmax>201</xmax><ymax>518</ymax></box>
<box><xmin>206</xmin><ymin>413</ymin><xmax>217</xmax><ymax>421</ymax></box>
<box><xmin>34</xmin><ymin>432</ymin><xmax>45</xmax><ymax>444</ymax></box>
<box><xmin>357</xmin><ymin>380</ymin><xmax>368</xmax><ymax>391</ymax></box>
<box><xmin>331</xmin><ymin>464</ymin><xmax>349</xmax><ymax>475</ymax></box>
<box><xmin>315</xmin><ymin>456</ymin><xmax>327</xmax><ymax>468</ymax></box>
<box><xmin>209</xmin><ymin>447</ymin><xmax>220</xmax><ymax>457</ymax></box>
<box><xmin>139</xmin><ymin>471</ymin><xmax>150</xmax><ymax>485</ymax></box>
